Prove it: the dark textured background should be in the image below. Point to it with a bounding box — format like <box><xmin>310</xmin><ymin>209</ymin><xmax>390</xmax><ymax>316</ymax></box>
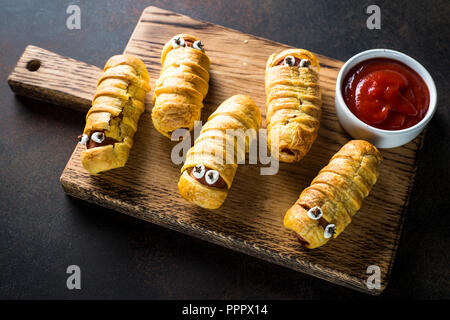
<box><xmin>0</xmin><ymin>0</ymin><xmax>449</xmax><ymax>299</ymax></box>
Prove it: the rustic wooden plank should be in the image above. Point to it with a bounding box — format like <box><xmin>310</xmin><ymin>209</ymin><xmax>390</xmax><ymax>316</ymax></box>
<box><xmin>8</xmin><ymin>45</ymin><xmax>102</xmax><ymax>112</ymax></box>
<box><xmin>8</xmin><ymin>6</ymin><xmax>424</xmax><ymax>294</ymax></box>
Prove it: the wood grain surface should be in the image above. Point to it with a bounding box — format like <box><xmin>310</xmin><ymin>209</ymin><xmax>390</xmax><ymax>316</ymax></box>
<box><xmin>8</xmin><ymin>46</ymin><xmax>102</xmax><ymax>112</ymax></box>
<box><xmin>8</xmin><ymin>6</ymin><xmax>424</xmax><ymax>294</ymax></box>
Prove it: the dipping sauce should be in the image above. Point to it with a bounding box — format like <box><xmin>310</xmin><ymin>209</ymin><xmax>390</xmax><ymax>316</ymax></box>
<box><xmin>342</xmin><ymin>58</ymin><xmax>429</xmax><ymax>130</ymax></box>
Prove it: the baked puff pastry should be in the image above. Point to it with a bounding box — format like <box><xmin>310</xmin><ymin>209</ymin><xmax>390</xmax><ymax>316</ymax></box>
<box><xmin>265</xmin><ymin>49</ymin><xmax>322</xmax><ymax>163</ymax></box>
<box><xmin>152</xmin><ymin>34</ymin><xmax>211</xmax><ymax>138</ymax></box>
<box><xmin>178</xmin><ymin>95</ymin><xmax>261</xmax><ymax>209</ymax></box>
<box><xmin>284</xmin><ymin>140</ymin><xmax>382</xmax><ymax>249</ymax></box>
<box><xmin>78</xmin><ymin>55</ymin><xmax>151</xmax><ymax>175</ymax></box>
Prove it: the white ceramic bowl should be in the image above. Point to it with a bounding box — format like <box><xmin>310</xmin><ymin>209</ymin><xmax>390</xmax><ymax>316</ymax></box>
<box><xmin>335</xmin><ymin>49</ymin><xmax>437</xmax><ymax>148</ymax></box>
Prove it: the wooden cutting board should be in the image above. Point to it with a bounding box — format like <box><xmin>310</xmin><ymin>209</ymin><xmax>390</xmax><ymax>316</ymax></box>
<box><xmin>8</xmin><ymin>6</ymin><xmax>424</xmax><ymax>295</ymax></box>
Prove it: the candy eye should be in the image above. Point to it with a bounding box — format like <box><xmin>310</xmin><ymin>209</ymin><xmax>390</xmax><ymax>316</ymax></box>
<box><xmin>284</xmin><ymin>55</ymin><xmax>296</xmax><ymax>66</ymax></box>
<box><xmin>299</xmin><ymin>59</ymin><xmax>311</xmax><ymax>68</ymax></box>
<box><xmin>171</xmin><ymin>37</ymin><xmax>185</xmax><ymax>49</ymax></box>
<box><xmin>205</xmin><ymin>170</ymin><xmax>219</xmax><ymax>185</ymax></box>
<box><xmin>192</xmin><ymin>164</ymin><xmax>206</xmax><ymax>179</ymax></box>
<box><xmin>91</xmin><ymin>132</ymin><xmax>105</xmax><ymax>143</ymax></box>
<box><xmin>193</xmin><ymin>40</ymin><xmax>204</xmax><ymax>51</ymax></box>
<box><xmin>307</xmin><ymin>207</ymin><xmax>323</xmax><ymax>220</ymax></box>
<box><xmin>324</xmin><ymin>224</ymin><xmax>336</xmax><ymax>239</ymax></box>
<box><xmin>79</xmin><ymin>134</ymin><xmax>89</xmax><ymax>145</ymax></box>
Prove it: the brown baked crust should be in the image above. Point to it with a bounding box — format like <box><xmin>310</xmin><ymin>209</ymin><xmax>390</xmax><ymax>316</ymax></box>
<box><xmin>80</xmin><ymin>54</ymin><xmax>150</xmax><ymax>175</ymax></box>
<box><xmin>152</xmin><ymin>34</ymin><xmax>211</xmax><ymax>138</ymax></box>
<box><xmin>284</xmin><ymin>140</ymin><xmax>382</xmax><ymax>249</ymax></box>
<box><xmin>178</xmin><ymin>95</ymin><xmax>261</xmax><ymax>209</ymax></box>
<box><xmin>265</xmin><ymin>49</ymin><xmax>322</xmax><ymax>163</ymax></box>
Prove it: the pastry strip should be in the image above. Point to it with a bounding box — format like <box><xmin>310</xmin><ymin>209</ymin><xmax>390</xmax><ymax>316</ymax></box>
<box><xmin>152</xmin><ymin>34</ymin><xmax>211</xmax><ymax>138</ymax></box>
<box><xmin>79</xmin><ymin>55</ymin><xmax>150</xmax><ymax>174</ymax></box>
<box><xmin>284</xmin><ymin>140</ymin><xmax>382</xmax><ymax>249</ymax></box>
<box><xmin>178</xmin><ymin>95</ymin><xmax>261</xmax><ymax>209</ymax></box>
<box><xmin>265</xmin><ymin>49</ymin><xmax>322</xmax><ymax>163</ymax></box>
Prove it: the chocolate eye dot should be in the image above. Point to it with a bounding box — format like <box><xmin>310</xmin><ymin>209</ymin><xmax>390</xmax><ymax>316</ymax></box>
<box><xmin>79</xmin><ymin>134</ymin><xmax>89</xmax><ymax>145</ymax></box>
<box><xmin>192</xmin><ymin>164</ymin><xmax>206</xmax><ymax>179</ymax></box>
<box><xmin>299</xmin><ymin>59</ymin><xmax>311</xmax><ymax>68</ymax></box>
<box><xmin>172</xmin><ymin>37</ymin><xmax>185</xmax><ymax>48</ymax></box>
<box><xmin>193</xmin><ymin>40</ymin><xmax>204</xmax><ymax>51</ymax></box>
<box><xmin>91</xmin><ymin>132</ymin><xmax>105</xmax><ymax>143</ymax></box>
<box><xmin>307</xmin><ymin>207</ymin><xmax>323</xmax><ymax>220</ymax></box>
<box><xmin>324</xmin><ymin>224</ymin><xmax>336</xmax><ymax>239</ymax></box>
<box><xmin>284</xmin><ymin>55</ymin><xmax>295</xmax><ymax>66</ymax></box>
<box><xmin>205</xmin><ymin>170</ymin><xmax>219</xmax><ymax>185</ymax></box>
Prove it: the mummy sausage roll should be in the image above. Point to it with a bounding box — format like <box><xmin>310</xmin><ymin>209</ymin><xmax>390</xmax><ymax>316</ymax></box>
<box><xmin>78</xmin><ymin>55</ymin><xmax>151</xmax><ymax>175</ymax></box>
<box><xmin>284</xmin><ymin>140</ymin><xmax>382</xmax><ymax>249</ymax></box>
<box><xmin>178</xmin><ymin>95</ymin><xmax>261</xmax><ymax>209</ymax></box>
<box><xmin>265</xmin><ymin>49</ymin><xmax>322</xmax><ymax>163</ymax></box>
<box><xmin>152</xmin><ymin>34</ymin><xmax>211</xmax><ymax>138</ymax></box>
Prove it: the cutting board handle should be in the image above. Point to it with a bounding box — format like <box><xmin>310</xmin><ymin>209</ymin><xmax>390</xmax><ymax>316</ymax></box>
<box><xmin>7</xmin><ymin>45</ymin><xmax>103</xmax><ymax>112</ymax></box>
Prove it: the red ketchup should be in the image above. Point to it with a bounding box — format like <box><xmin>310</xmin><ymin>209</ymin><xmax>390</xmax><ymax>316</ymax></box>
<box><xmin>342</xmin><ymin>58</ymin><xmax>429</xmax><ymax>130</ymax></box>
